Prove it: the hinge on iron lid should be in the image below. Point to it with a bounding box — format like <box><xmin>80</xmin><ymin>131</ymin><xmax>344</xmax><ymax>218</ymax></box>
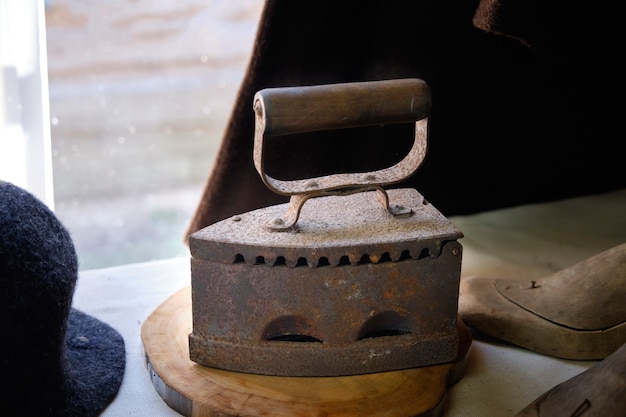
<box><xmin>267</xmin><ymin>185</ymin><xmax>413</xmax><ymax>232</ymax></box>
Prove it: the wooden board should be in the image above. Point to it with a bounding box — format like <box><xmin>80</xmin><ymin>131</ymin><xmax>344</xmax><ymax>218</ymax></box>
<box><xmin>141</xmin><ymin>286</ymin><xmax>471</xmax><ymax>417</ymax></box>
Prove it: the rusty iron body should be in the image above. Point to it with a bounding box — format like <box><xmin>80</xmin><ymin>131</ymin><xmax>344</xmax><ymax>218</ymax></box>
<box><xmin>188</xmin><ymin>79</ymin><xmax>464</xmax><ymax>377</ymax></box>
<box><xmin>189</xmin><ymin>189</ymin><xmax>463</xmax><ymax>376</ymax></box>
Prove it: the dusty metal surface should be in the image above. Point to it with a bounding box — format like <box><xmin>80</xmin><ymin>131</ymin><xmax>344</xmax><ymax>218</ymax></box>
<box><xmin>189</xmin><ymin>189</ymin><xmax>463</xmax><ymax>376</ymax></box>
<box><xmin>190</xmin><ymin>189</ymin><xmax>461</xmax><ymax>266</ymax></box>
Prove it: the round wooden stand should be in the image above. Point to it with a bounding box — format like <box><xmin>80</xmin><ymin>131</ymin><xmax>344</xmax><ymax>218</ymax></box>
<box><xmin>141</xmin><ymin>286</ymin><xmax>471</xmax><ymax>417</ymax></box>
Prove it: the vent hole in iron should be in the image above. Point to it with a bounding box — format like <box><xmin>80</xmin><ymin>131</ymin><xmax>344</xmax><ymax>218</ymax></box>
<box><xmin>255</xmin><ymin>256</ymin><xmax>266</xmax><ymax>265</ymax></box>
<box><xmin>267</xmin><ymin>334</ymin><xmax>322</xmax><ymax>343</ymax></box>
<box><xmin>317</xmin><ymin>257</ymin><xmax>330</xmax><ymax>267</ymax></box>
<box><xmin>360</xmin><ymin>329</ymin><xmax>411</xmax><ymax>339</ymax></box>
<box><xmin>379</xmin><ymin>252</ymin><xmax>392</xmax><ymax>263</ymax></box>
<box><xmin>264</xmin><ymin>316</ymin><xmax>322</xmax><ymax>343</ymax></box>
<box><xmin>295</xmin><ymin>257</ymin><xmax>309</xmax><ymax>267</ymax></box>
<box><xmin>417</xmin><ymin>248</ymin><xmax>431</xmax><ymax>259</ymax></box>
<box><xmin>398</xmin><ymin>250</ymin><xmax>412</xmax><ymax>261</ymax></box>
<box><xmin>357</xmin><ymin>254</ymin><xmax>372</xmax><ymax>265</ymax></box>
<box><xmin>358</xmin><ymin>311</ymin><xmax>412</xmax><ymax>341</ymax></box>
<box><xmin>233</xmin><ymin>254</ymin><xmax>245</xmax><ymax>264</ymax></box>
<box><xmin>338</xmin><ymin>255</ymin><xmax>351</xmax><ymax>266</ymax></box>
<box><xmin>274</xmin><ymin>256</ymin><xmax>286</xmax><ymax>266</ymax></box>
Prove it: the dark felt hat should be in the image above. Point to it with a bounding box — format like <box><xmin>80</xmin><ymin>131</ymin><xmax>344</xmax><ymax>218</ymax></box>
<box><xmin>0</xmin><ymin>181</ymin><xmax>125</xmax><ymax>417</ymax></box>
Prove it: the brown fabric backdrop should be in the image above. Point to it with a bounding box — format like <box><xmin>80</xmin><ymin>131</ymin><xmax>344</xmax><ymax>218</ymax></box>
<box><xmin>186</xmin><ymin>0</ymin><xmax>624</xmax><ymax>237</ymax></box>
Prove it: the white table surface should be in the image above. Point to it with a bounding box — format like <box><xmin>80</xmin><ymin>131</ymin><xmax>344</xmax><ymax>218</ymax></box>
<box><xmin>73</xmin><ymin>188</ymin><xmax>626</xmax><ymax>416</ymax></box>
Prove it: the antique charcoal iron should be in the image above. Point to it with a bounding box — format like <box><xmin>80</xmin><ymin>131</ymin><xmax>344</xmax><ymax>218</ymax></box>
<box><xmin>188</xmin><ymin>78</ymin><xmax>464</xmax><ymax>377</ymax></box>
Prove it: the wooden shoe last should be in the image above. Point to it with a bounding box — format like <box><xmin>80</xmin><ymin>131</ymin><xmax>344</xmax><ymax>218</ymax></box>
<box><xmin>514</xmin><ymin>342</ymin><xmax>626</xmax><ymax>416</ymax></box>
<box><xmin>458</xmin><ymin>243</ymin><xmax>626</xmax><ymax>360</ymax></box>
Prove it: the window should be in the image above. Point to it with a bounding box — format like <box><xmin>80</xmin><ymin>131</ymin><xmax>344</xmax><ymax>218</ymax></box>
<box><xmin>0</xmin><ymin>0</ymin><xmax>54</xmax><ymax>208</ymax></box>
<box><xmin>3</xmin><ymin>0</ymin><xmax>262</xmax><ymax>270</ymax></box>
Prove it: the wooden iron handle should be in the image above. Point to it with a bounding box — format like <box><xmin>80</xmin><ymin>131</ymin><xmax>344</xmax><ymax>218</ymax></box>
<box><xmin>253</xmin><ymin>78</ymin><xmax>431</xmax><ymax>198</ymax></box>
<box><xmin>253</xmin><ymin>78</ymin><xmax>431</xmax><ymax>136</ymax></box>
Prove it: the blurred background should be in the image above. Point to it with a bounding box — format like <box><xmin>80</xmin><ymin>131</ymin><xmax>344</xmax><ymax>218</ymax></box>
<box><xmin>45</xmin><ymin>0</ymin><xmax>264</xmax><ymax>269</ymax></box>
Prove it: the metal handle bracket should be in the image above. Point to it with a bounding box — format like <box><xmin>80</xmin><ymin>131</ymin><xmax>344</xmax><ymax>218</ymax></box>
<box><xmin>252</xmin><ymin>79</ymin><xmax>431</xmax><ymax>230</ymax></box>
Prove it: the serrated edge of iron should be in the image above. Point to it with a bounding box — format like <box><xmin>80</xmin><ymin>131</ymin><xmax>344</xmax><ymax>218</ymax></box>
<box><xmin>190</xmin><ymin>237</ymin><xmax>461</xmax><ymax>268</ymax></box>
